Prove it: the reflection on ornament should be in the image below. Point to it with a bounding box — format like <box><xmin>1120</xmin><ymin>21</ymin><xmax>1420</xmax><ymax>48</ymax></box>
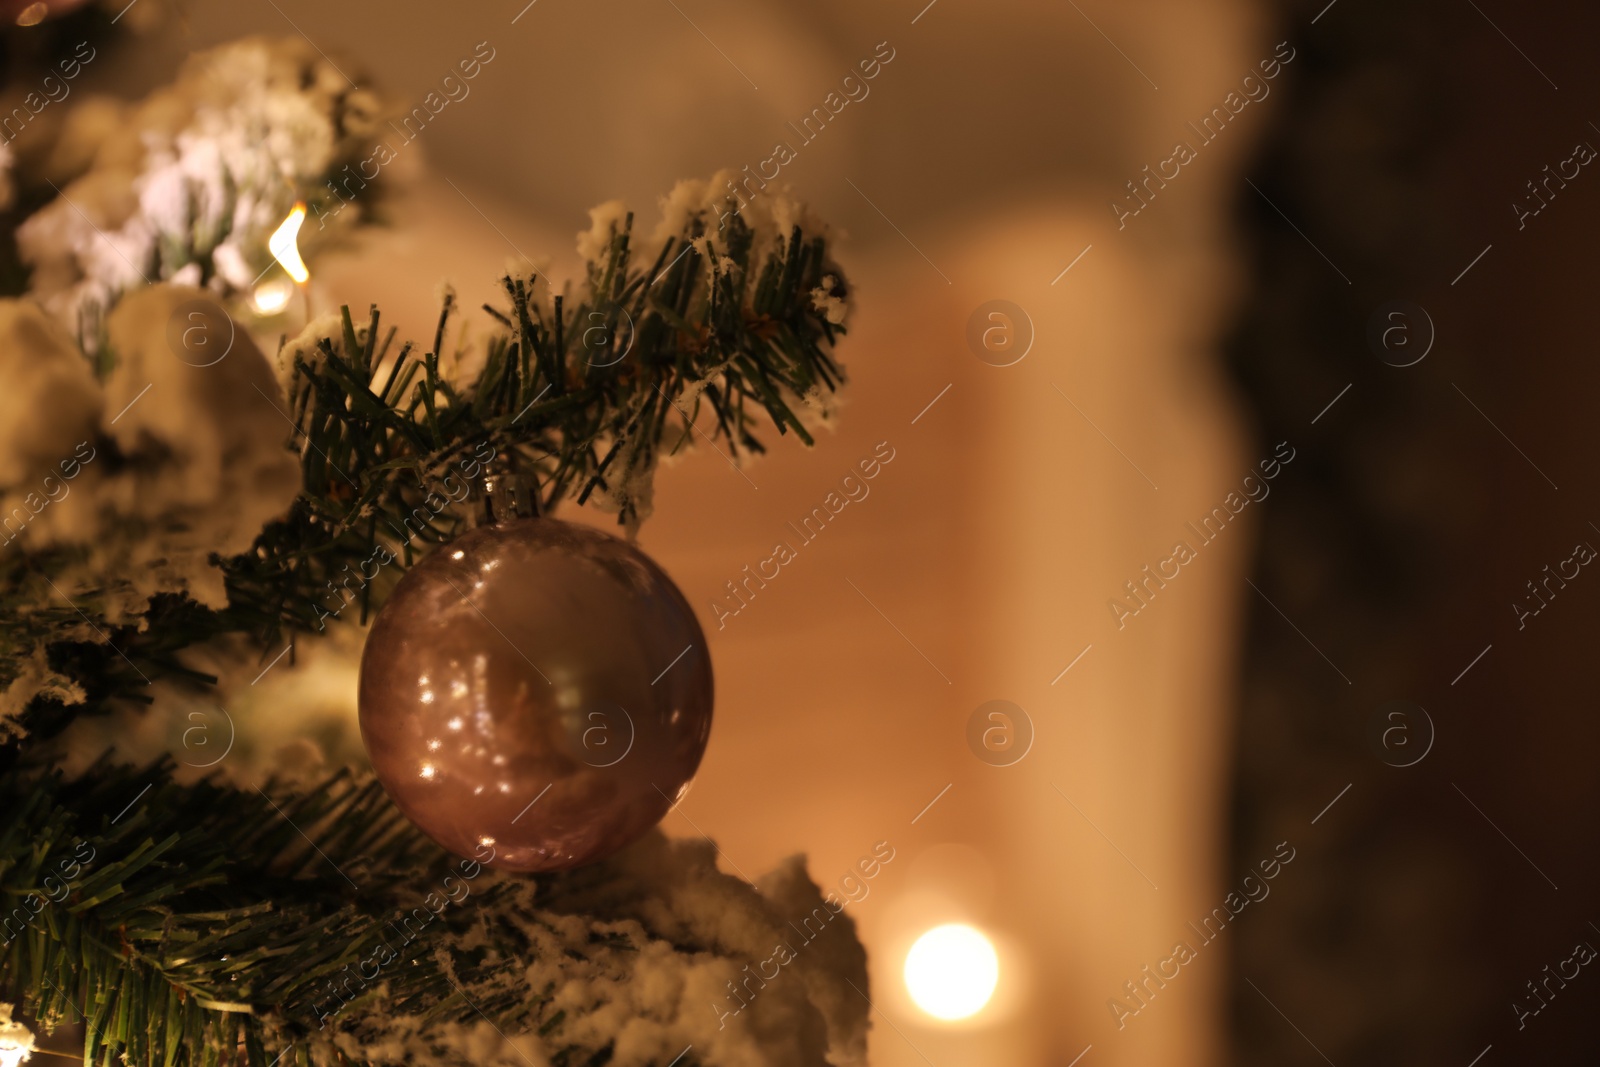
<box><xmin>268</xmin><ymin>202</ymin><xmax>309</xmax><ymax>283</ymax></box>
<box><xmin>0</xmin><ymin>1003</ymin><xmax>34</xmax><ymax>1067</ymax></box>
<box><xmin>358</xmin><ymin>517</ymin><xmax>714</xmax><ymax>872</ymax></box>
<box><xmin>904</xmin><ymin>924</ymin><xmax>1000</xmax><ymax>1020</ymax></box>
<box><xmin>251</xmin><ymin>277</ymin><xmax>294</xmax><ymax>316</ymax></box>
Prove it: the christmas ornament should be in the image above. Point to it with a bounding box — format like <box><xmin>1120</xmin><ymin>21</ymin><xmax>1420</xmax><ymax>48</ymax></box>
<box><xmin>358</xmin><ymin>516</ymin><xmax>713</xmax><ymax>872</ymax></box>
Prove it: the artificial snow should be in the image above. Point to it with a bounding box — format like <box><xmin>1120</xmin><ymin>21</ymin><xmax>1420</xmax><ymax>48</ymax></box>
<box><xmin>0</xmin><ymin>285</ymin><xmax>302</xmax><ymax>737</ymax></box>
<box><xmin>577</xmin><ymin>200</ymin><xmax>629</xmax><ymax>265</ymax></box>
<box><xmin>299</xmin><ymin>833</ymin><xmax>870</xmax><ymax>1067</ymax></box>
<box><xmin>18</xmin><ymin>37</ymin><xmax>384</xmax><ymax>348</ymax></box>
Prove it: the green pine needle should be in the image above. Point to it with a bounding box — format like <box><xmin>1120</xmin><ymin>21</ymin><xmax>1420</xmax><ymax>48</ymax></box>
<box><xmin>0</xmin><ymin>196</ymin><xmax>847</xmax><ymax>1067</ymax></box>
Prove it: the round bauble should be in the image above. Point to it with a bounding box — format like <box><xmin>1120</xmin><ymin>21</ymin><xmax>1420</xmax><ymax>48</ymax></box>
<box><xmin>358</xmin><ymin>517</ymin><xmax>713</xmax><ymax>872</ymax></box>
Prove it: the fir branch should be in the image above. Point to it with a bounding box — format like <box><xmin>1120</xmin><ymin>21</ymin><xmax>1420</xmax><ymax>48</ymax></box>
<box><xmin>0</xmin><ymin>184</ymin><xmax>852</xmax><ymax>1067</ymax></box>
<box><xmin>222</xmin><ymin>205</ymin><xmax>846</xmax><ymax>659</ymax></box>
<box><xmin>0</xmin><ymin>760</ymin><xmax>718</xmax><ymax>1067</ymax></box>
<box><xmin>1</xmin><ymin>196</ymin><xmax>847</xmax><ymax>740</ymax></box>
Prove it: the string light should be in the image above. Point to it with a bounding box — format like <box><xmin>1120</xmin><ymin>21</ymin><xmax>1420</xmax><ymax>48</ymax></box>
<box><xmin>0</xmin><ymin>1003</ymin><xmax>34</xmax><ymax>1067</ymax></box>
<box><xmin>253</xmin><ymin>202</ymin><xmax>310</xmax><ymax>317</ymax></box>
<box><xmin>268</xmin><ymin>202</ymin><xmax>310</xmax><ymax>283</ymax></box>
<box><xmin>250</xmin><ymin>277</ymin><xmax>294</xmax><ymax>315</ymax></box>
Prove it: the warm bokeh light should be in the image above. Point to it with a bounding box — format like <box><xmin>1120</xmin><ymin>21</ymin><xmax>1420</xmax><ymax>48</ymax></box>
<box><xmin>268</xmin><ymin>202</ymin><xmax>310</xmax><ymax>283</ymax></box>
<box><xmin>0</xmin><ymin>1017</ymin><xmax>31</xmax><ymax>1067</ymax></box>
<box><xmin>251</xmin><ymin>277</ymin><xmax>294</xmax><ymax>315</ymax></box>
<box><xmin>903</xmin><ymin>923</ymin><xmax>1000</xmax><ymax>1021</ymax></box>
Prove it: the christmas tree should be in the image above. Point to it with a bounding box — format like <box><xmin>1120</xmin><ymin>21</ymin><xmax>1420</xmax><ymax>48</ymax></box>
<box><xmin>0</xmin><ymin>28</ymin><xmax>866</xmax><ymax>1067</ymax></box>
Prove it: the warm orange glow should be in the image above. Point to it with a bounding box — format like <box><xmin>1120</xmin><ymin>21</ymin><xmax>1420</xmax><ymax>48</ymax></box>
<box><xmin>268</xmin><ymin>202</ymin><xmax>310</xmax><ymax>283</ymax></box>
<box><xmin>251</xmin><ymin>277</ymin><xmax>294</xmax><ymax>315</ymax></box>
<box><xmin>904</xmin><ymin>923</ymin><xmax>1000</xmax><ymax>1020</ymax></box>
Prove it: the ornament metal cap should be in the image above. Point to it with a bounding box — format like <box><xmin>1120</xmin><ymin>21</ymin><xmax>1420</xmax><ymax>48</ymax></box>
<box><xmin>469</xmin><ymin>453</ymin><xmax>539</xmax><ymax>527</ymax></box>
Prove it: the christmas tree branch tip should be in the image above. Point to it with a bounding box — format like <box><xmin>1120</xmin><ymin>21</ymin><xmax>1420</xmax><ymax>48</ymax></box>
<box><xmin>0</xmin><ymin>172</ymin><xmax>852</xmax><ymax>741</ymax></box>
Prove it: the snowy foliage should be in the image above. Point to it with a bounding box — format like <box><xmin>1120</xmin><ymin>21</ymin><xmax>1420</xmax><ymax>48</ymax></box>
<box><xmin>305</xmin><ymin>835</ymin><xmax>870</xmax><ymax>1067</ymax></box>
<box><xmin>17</xmin><ymin>36</ymin><xmax>385</xmax><ymax>347</ymax></box>
<box><xmin>0</xmin><ymin>285</ymin><xmax>300</xmax><ymax>737</ymax></box>
<box><xmin>0</xmin><ymin>34</ymin><xmax>862</xmax><ymax>1067</ymax></box>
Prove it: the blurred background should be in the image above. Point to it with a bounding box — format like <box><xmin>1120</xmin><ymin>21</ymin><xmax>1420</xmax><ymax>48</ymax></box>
<box><xmin>6</xmin><ymin>0</ymin><xmax>1598</xmax><ymax>1063</ymax></box>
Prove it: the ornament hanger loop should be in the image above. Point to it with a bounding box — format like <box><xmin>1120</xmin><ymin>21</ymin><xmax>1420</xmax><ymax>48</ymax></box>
<box><xmin>473</xmin><ymin>452</ymin><xmax>540</xmax><ymax>527</ymax></box>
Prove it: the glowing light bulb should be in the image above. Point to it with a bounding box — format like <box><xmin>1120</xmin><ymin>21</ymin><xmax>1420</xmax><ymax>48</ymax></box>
<box><xmin>0</xmin><ymin>1002</ymin><xmax>34</xmax><ymax>1067</ymax></box>
<box><xmin>268</xmin><ymin>202</ymin><xmax>310</xmax><ymax>283</ymax></box>
<box><xmin>251</xmin><ymin>277</ymin><xmax>294</xmax><ymax>315</ymax></box>
<box><xmin>904</xmin><ymin>923</ymin><xmax>999</xmax><ymax>1020</ymax></box>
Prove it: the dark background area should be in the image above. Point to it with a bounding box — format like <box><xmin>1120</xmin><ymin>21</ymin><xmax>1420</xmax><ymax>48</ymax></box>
<box><xmin>1230</xmin><ymin>1</ymin><xmax>1600</xmax><ymax>1063</ymax></box>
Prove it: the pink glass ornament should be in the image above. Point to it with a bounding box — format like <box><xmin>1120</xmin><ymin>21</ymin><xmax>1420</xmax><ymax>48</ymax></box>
<box><xmin>358</xmin><ymin>517</ymin><xmax>713</xmax><ymax>871</ymax></box>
